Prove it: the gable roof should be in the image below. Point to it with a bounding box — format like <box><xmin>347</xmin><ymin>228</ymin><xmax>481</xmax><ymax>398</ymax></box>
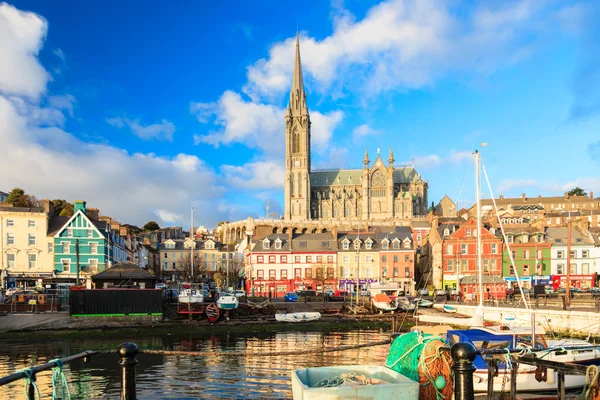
<box><xmin>91</xmin><ymin>262</ymin><xmax>157</xmax><ymax>280</ymax></box>
<box><xmin>52</xmin><ymin>210</ymin><xmax>105</xmax><ymax>238</ymax></box>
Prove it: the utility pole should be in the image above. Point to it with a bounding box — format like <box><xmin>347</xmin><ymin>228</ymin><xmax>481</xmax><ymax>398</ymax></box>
<box><xmin>75</xmin><ymin>239</ymin><xmax>80</xmax><ymax>286</ymax></box>
<box><xmin>566</xmin><ymin>218</ymin><xmax>572</xmax><ymax>308</ymax></box>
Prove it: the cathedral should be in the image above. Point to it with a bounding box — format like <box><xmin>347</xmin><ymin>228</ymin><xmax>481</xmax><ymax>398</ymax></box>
<box><xmin>284</xmin><ymin>35</ymin><xmax>428</xmax><ymax>222</ymax></box>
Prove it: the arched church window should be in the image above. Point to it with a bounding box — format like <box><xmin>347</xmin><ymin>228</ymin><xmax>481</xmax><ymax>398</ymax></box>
<box><xmin>293</xmin><ymin>130</ymin><xmax>300</xmax><ymax>153</ymax></box>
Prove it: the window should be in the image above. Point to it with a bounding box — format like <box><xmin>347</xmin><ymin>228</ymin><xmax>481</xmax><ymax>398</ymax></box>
<box><xmin>257</xmin><ymin>270</ymin><xmax>264</xmax><ymax>279</ymax></box>
<box><xmin>354</xmin><ymin>241</ymin><xmax>361</xmax><ymax>250</ymax></box>
<box><xmin>523</xmin><ymin>265</ymin><xmax>530</xmax><ymax>276</ymax></box>
<box><xmin>262</xmin><ymin>241</ymin><xmax>269</xmax><ymax>250</ymax></box>
<box><xmin>382</xmin><ymin>267</ymin><xmax>388</xmax><ymax>277</ymax></box>
<box><xmin>165</xmin><ymin>242</ymin><xmax>175</xmax><ymax>249</ymax></box>
<box><xmin>354</xmin><ymin>255</ymin><xmax>359</xmax><ymax>263</ymax></box>
<box><xmin>7</xmin><ymin>254</ymin><xmax>15</xmax><ymax>268</ymax></box>
<box><xmin>393</xmin><ymin>255</ymin><xmax>399</xmax><ymax>262</ymax></box>
<box><xmin>473</xmin><ymin>229</ymin><xmax>477</xmax><ymax>237</ymax></box>
<box><xmin>317</xmin><ymin>255</ymin><xmax>323</xmax><ymax>263</ymax></box>
<box><xmin>466</xmin><ymin>229</ymin><xmax>471</xmax><ymax>237</ymax></box>
<box><xmin>557</xmin><ymin>263</ymin><xmax>564</xmax><ymax>274</ymax></box>
<box><xmin>28</xmin><ymin>234</ymin><xmax>36</xmax><ymax>246</ymax></box>
<box><xmin>281</xmin><ymin>269</ymin><xmax>288</xmax><ymax>279</ymax></box>
<box><xmin>327</xmin><ymin>255</ymin><xmax>334</xmax><ymax>263</ymax></box>
<box><xmin>294</xmin><ymin>268</ymin><xmax>301</xmax><ymax>278</ymax></box>
<box><xmin>164</xmin><ymin>253</ymin><xmax>168</xmax><ymax>259</ymax></box>
<box><xmin>382</xmin><ymin>240</ymin><xmax>389</xmax><ymax>250</ymax></box>
<box><xmin>6</xmin><ymin>219</ymin><xmax>14</xmax><ymax>227</ymax></box>
<box><xmin>267</xmin><ymin>255</ymin><xmax>274</xmax><ymax>263</ymax></box>
<box><xmin>28</xmin><ymin>220</ymin><xmax>35</xmax><ymax>227</ymax></box>
<box><xmin>522</xmin><ymin>235</ymin><xmax>529</xmax><ymax>243</ymax></box>
<box><xmin>448</xmin><ymin>260</ymin><xmax>454</xmax><ymax>272</ymax></box>
<box><xmin>306</xmin><ymin>256</ymin><xmax>312</xmax><ymax>263</ymax></box>
<box><xmin>269</xmin><ymin>270</ymin><xmax>276</xmax><ymax>280</ymax></box>
<box><xmin>509</xmin><ymin>265</ymin><xmax>515</xmax><ymax>275</ymax></box>
<box><xmin>89</xmin><ymin>259</ymin><xmax>98</xmax><ymax>271</ymax></box>
<box><xmin>294</xmin><ymin>255</ymin><xmax>301</xmax><ymax>263</ymax></box>
<box><xmin>536</xmin><ymin>263</ymin><xmax>543</xmax><ymax>274</ymax></box>
<box><xmin>275</xmin><ymin>240</ymin><xmax>282</xmax><ymax>250</ymax></box>
<box><xmin>393</xmin><ymin>241</ymin><xmax>400</xmax><ymax>249</ymax></box>
<box><xmin>257</xmin><ymin>255</ymin><xmax>264</xmax><ymax>263</ymax></box>
<box><xmin>393</xmin><ymin>267</ymin><xmax>399</xmax><ymax>277</ymax></box>
<box><xmin>491</xmin><ymin>244</ymin><xmax>497</xmax><ymax>254</ymax></box>
<box><xmin>405</xmin><ymin>255</ymin><xmax>410</xmax><ymax>262</ymax></box>
<box><xmin>405</xmin><ymin>268</ymin><xmax>410</xmax><ymax>277</ymax></box>
<box><xmin>570</xmin><ymin>264</ymin><xmax>577</xmax><ymax>274</ymax></box>
<box><xmin>343</xmin><ymin>255</ymin><xmax>349</xmax><ymax>263</ymax></box>
<box><xmin>365</xmin><ymin>255</ymin><xmax>373</xmax><ymax>263</ymax></box>
<box><xmin>163</xmin><ymin>261</ymin><xmax>168</xmax><ymax>270</ymax></box>
<box><xmin>443</xmin><ymin>229</ymin><xmax>449</xmax><ymax>236</ymax></box>
<box><xmin>382</xmin><ymin>255</ymin><xmax>387</xmax><ymax>262</ymax></box>
<box><xmin>48</xmin><ymin>243</ymin><xmax>53</xmax><ymax>253</ymax></box>
<box><xmin>461</xmin><ymin>244</ymin><xmax>467</xmax><ymax>254</ymax></box>
<box><xmin>281</xmin><ymin>256</ymin><xmax>287</xmax><ymax>263</ymax></box>
<box><xmin>536</xmin><ymin>250</ymin><xmax>543</xmax><ymax>259</ymax></box>
<box><xmin>299</xmin><ymin>241</ymin><xmax>307</xmax><ymax>248</ymax></box>
<box><xmin>446</xmin><ymin>245</ymin><xmax>453</xmax><ymax>255</ymax></box>
<box><xmin>62</xmin><ymin>259</ymin><xmax>70</xmax><ymax>272</ymax></box>
<box><xmin>6</xmin><ymin>233</ymin><xmax>15</xmax><ymax>245</ymax></box>
<box><xmin>87</xmin><ymin>229</ymin><xmax>93</xmax><ymax>238</ymax></box>
<box><xmin>511</xmin><ymin>251</ymin><xmax>516</xmax><ymax>260</ymax></box>
<box><xmin>343</xmin><ymin>241</ymin><xmax>349</xmax><ymax>250</ymax></box>
<box><xmin>491</xmin><ymin>259</ymin><xmax>497</xmax><ymax>271</ymax></box>
<box><xmin>28</xmin><ymin>254</ymin><xmax>37</xmax><ymax>269</ymax></box>
<box><xmin>90</xmin><ymin>243</ymin><xmax>98</xmax><ymax>254</ymax></box>
<box><xmin>365</xmin><ymin>240</ymin><xmax>372</xmax><ymax>250</ymax></box>
<box><xmin>582</xmin><ymin>250</ymin><xmax>589</xmax><ymax>258</ymax></box>
<box><xmin>557</xmin><ymin>250</ymin><xmax>564</xmax><ymax>259</ymax></box>
<box><xmin>327</xmin><ymin>267</ymin><xmax>334</xmax><ymax>278</ymax></box>
<box><xmin>523</xmin><ymin>250</ymin><xmax>529</xmax><ymax>259</ymax></box>
<box><xmin>570</xmin><ymin>250</ymin><xmax>577</xmax><ymax>259</ymax></box>
<box><xmin>483</xmin><ymin>259</ymin><xmax>489</xmax><ymax>272</ymax></box>
<box><xmin>321</xmin><ymin>241</ymin><xmax>329</xmax><ymax>247</ymax></box>
<box><xmin>67</xmin><ymin>228</ymin><xmax>73</xmax><ymax>237</ymax></box>
<box><xmin>305</xmin><ymin>268</ymin><xmax>312</xmax><ymax>279</ymax></box>
<box><xmin>462</xmin><ymin>259</ymin><xmax>468</xmax><ymax>271</ymax></box>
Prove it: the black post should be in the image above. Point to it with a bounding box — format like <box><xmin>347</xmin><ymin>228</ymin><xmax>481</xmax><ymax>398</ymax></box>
<box><xmin>486</xmin><ymin>358</ymin><xmax>496</xmax><ymax>398</ymax></box>
<box><xmin>557</xmin><ymin>371</ymin><xmax>565</xmax><ymax>400</ymax></box>
<box><xmin>27</xmin><ymin>372</ymin><xmax>36</xmax><ymax>400</ymax></box>
<box><xmin>76</xmin><ymin>239</ymin><xmax>80</xmax><ymax>286</ymax></box>
<box><xmin>118</xmin><ymin>342</ymin><xmax>138</xmax><ymax>400</ymax></box>
<box><xmin>510</xmin><ymin>361</ymin><xmax>518</xmax><ymax>398</ymax></box>
<box><xmin>451</xmin><ymin>342</ymin><xmax>477</xmax><ymax>400</ymax></box>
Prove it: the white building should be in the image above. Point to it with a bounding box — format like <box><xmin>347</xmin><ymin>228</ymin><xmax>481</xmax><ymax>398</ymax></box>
<box><xmin>547</xmin><ymin>226</ymin><xmax>596</xmax><ymax>289</ymax></box>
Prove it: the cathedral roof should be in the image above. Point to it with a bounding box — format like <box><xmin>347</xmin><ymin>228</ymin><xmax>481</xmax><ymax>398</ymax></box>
<box><xmin>310</xmin><ymin>167</ymin><xmax>421</xmax><ymax>187</ymax></box>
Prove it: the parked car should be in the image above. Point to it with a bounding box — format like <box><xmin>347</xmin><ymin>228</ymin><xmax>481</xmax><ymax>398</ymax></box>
<box><xmin>413</xmin><ymin>298</ymin><xmax>434</xmax><ymax>308</ymax></box>
<box><xmin>334</xmin><ymin>290</ymin><xmax>349</xmax><ymax>297</ymax></box>
<box><xmin>298</xmin><ymin>290</ymin><xmax>317</xmax><ymax>297</ymax></box>
<box><xmin>283</xmin><ymin>292</ymin><xmax>298</xmax><ymax>302</ymax></box>
<box><xmin>418</xmin><ymin>289</ymin><xmax>429</xmax><ymax>296</ymax></box>
<box><xmin>325</xmin><ymin>290</ymin><xmax>334</xmax><ymax>297</ymax></box>
<box><xmin>233</xmin><ymin>290</ymin><xmax>245</xmax><ymax>298</ymax></box>
<box><xmin>360</xmin><ymin>290</ymin><xmax>370</xmax><ymax>296</ymax></box>
<box><xmin>155</xmin><ymin>283</ymin><xmax>167</xmax><ymax>289</ymax></box>
<box><xmin>434</xmin><ymin>289</ymin><xmax>446</xmax><ymax>296</ymax></box>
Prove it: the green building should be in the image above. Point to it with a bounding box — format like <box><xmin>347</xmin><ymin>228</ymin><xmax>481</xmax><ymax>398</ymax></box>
<box><xmin>501</xmin><ymin>229</ymin><xmax>551</xmax><ymax>289</ymax></box>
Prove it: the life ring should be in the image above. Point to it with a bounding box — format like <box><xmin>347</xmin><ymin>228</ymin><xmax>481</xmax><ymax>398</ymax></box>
<box><xmin>38</xmin><ymin>295</ymin><xmax>46</xmax><ymax>305</ymax></box>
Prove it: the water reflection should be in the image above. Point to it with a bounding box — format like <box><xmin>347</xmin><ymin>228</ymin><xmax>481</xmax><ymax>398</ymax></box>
<box><xmin>0</xmin><ymin>329</ymin><xmax>390</xmax><ymax>399</ymax></box>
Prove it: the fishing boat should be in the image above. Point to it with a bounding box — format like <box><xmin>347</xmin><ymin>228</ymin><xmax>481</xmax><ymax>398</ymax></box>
<box><xmin>216</xmin><ymin>294</ymin><xmax>239</xmax><ymax>310</ymax></box>
<box><xmin>447</xmin><ymin>326</ymin><xmax>600</xmax><ymax>392</ymax></box>
<box><xmin>275</xmin><ymin>312</ymin><xmax>321</xmax><ymax>322</ymax></box>
<box><xmin>178</xmin><ymin>283</ymin><xmax>204</xmax><ymax>303</ymax></box>
<box><xmin>441</xmin><ymin>305</ymin><xmax>457</xmax><ymax>313</ymax></box>
<box><xmin>372</xmin><ymin>293</ymin><xmax>397</xmax><ymax>312</ymax></box>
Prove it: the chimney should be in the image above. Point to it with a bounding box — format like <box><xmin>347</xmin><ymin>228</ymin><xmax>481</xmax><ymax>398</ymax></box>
<box><xmin>43</xmin><ymin>199</ymin><xmax>54</xmax><ymax>215</ymax></box>
<box><xmin>73</xmin><ymin>200</ymin><xmax>86</xmax><ymax>214</ymax></box>
<box><xmin>590</xmin><ymin>191</ymin><xmax>594</xmax><ymax>199</ymax></box>
<box><xmin>87</xmin><ymin>207</ymin><xmax>99</xmax><ymax>220</ymax></box>
<box><xmin>521</xmin><ymin>193</ymin><xmax>526</xmax><ymax>200</ymax></box>
<box><xmin>120</xmin><ymin>226</ymin><xmax>128</xmax><ymax>236</ymax></box>
<box><xmin>499</xmin><ymin>195</ymin><xmax>504</xmax><ymax>200</ymax></box>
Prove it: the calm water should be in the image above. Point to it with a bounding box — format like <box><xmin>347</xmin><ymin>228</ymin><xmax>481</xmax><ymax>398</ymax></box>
<box><xmin>0</xmin><ymin>329</ymin><xmax>391</xmax><ymax>399</ymax></box>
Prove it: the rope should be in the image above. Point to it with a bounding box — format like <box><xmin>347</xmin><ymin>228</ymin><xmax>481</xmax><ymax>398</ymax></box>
<box><xmin>16</xmin><ymin>368</ymin><xmax>40</xmax><ymax>400</ymax></box>
<box><xmin>583</xmin><ymin>365</ymin><xmax>599</xmax><ymax>400</ymax></box>
<box><xmin>50</xmin><ymin>358</ymin><xmax>71</xmax><ymax>400</ymax></box>
<box><xmin>312</xmin><ymin>373</ymin><xmax>373</xmax><ymax>388</ymax></box>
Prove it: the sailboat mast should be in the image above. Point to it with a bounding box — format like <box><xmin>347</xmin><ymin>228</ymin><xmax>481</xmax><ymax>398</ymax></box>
<box><xmin>191</xmin><ymin>207</ymin><xmax>194</xmax><ymax>281</ymax></box>
<box><xmin>475</xmin><ymin>151</ymin><xmax>484</xmax><ymax>307</ymax></box>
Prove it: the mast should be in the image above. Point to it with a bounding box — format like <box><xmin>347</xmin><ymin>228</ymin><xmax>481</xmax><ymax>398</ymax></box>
<box><xmin>475</xmin><ymin>150</ymin><xmax>484</xmax><ymax>307</ymax></box>
<box><xmin>190</xmin><ymin>207</ymin><xmax>194</xmax><ymax>281</ymax></box>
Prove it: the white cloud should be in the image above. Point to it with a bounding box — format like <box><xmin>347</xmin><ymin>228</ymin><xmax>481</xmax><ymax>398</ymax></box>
<box><xmin>496</xmin><ymin>179</ymin><xmax>540</xmax><ymax>194</ymax></box>
<box><xmin>352</xmin><ymin>124</ymin><xmax>381</xmax><ymax>141</ymax></box>
<box><xmin>412</xmin><ymin>150</ymin><xmax>472</xmax><ymax>169</ymax></box>
<box><xmin>155</xmin><ymin>209</ymin><xmax>183</xmax><ymax>223</ymax></box>
<box><xmin>52</xmin><ymin>48</ymin><xmax>65</xmax><ymax>61</ymax></box>
<box><xmin>107</xmin><ymin>116</ymin><xmax>176</xmax><ymax>141</ymax></box>
<box><xmin>48</xmin><ymin>94</ymin><xmax>76</xmax><ymax>117</ymax></box>
<box><xmin>221</xmin><ymin>161</ymin><xmax>284</xmax><ymax>190</ymax></box>
<box><xmin>0</xmin><ymin>3</ymin><xmax>50</xmax><ymax>99</ymax></box>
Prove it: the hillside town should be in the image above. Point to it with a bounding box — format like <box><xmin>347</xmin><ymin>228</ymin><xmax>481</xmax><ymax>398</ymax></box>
<box><xmin>2</xmin><ymin>187</ymin><xmax>599</xmax><ymax>301</ymax></box>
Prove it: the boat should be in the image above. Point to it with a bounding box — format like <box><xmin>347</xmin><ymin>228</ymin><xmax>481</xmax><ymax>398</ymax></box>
<box><xmin>396</xmin><ymin>296</ymin><xmax>416</xmax><ymax>312</ymax></box>
<box><xmin>178</xmin><ymin>283</ymin><xmax>204</xmax><ymax>303</ymax></box>
<box><xmin>275</xmin><ymin>312</ymin><xmax>321</xmax><ymax>322</ymax></box>
<box><xmin>216</xmin><ymin>294</ymin><xmax>239</xmax><ymax>310</ymax></box>
<box><xmin>372</xmin><ymin>293</ymin><xmax>397</xmax><ymax>312</ymax></box>
<box><xmin>447</xmin><ymin>326</ymin><xmax>600</xmax><ymax>392</ymax></box>
<box><xmin>442</xmin><ymin>305</ymin><xmax>457</xmax><ymax>313</ymax></box>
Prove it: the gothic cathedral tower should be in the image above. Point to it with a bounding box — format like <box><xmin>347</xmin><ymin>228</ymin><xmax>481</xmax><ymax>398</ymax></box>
<box><xmin>284</xmin><ymin>34</ymin><xmax>311</xmax><ymax>221</ymax></box>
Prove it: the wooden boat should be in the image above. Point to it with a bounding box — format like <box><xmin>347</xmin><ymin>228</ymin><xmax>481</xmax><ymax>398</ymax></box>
<box><xmin>372</xmin><ymin>293</ymin><xmax>397</xmax><ymax>312</ymax></box>
<box><xmin>275</xmin><ymin>312</ymin><xmax>321</xmax><ymax>322</ymax></box>
<box><xmin>216</xmin><ymin>294</ymin><xmax>239</xmax><ymax>310</ymax></box>
<box><xmin>442</xmin><ymin>305</ymin><xmax>457</xmax><ymax>313</ymax></box>
<box><xmin>206</xmin><ymin>303</ymin><xmax>220</xmax><ymax>322</ymax></box>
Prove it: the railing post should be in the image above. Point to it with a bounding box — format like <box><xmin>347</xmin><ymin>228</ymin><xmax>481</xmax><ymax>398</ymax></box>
<box><xmin>510</xmin><ymin>361</ymin><xmax>518</xmax><ymax>398</ymax></box>
<box><xmin>486</xmin><ymin>358</ymin><xmax>496</xmax><ymax>398</ymax></box>
<box><xmin>118</xmin><ymin>342</ymin><xmax>138</xmax><ymax>400</ymax></box>
<box><xmin>27</xmin><ymin>372</ymin><xmax>36</xmax><ymax>400</ymax></box>
<box><xmin>451</xmin><ymin>342</ymin><xmax>477</xmax><ymax>400</ymax></box>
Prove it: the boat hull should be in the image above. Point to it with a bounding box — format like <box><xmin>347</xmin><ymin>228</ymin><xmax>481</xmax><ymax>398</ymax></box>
<box><xmin>473</xmin><ymin>367</ymin><xmax>591</xmax><ymax>392</ymax></box>
<box><xmin>216</xmin><ymin>296</ymin><xmax>239</xmax><ymax>310</ymax></box>
<box><xmin>275</xmin><ymin>312</ymin><xmax>321</xmax><ymax>322</ymax></box>
<box><xmin>372</xmin><ymin>301</ymin><xmax>397</xmax><ymax>311</ymax></box>
<box><xmin>178</xmin><ymin>295</ymin><xmax>203</xmax><ymax>304</ymax></box>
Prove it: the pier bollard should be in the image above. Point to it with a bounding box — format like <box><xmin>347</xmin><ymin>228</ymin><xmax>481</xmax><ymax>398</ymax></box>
<box><xmin>451</xmin><ymin>342</ymin><xmax>477</xmax><ymax>400</ymax></box>
<box><xmin>118</xmin><ymin>342</ymin><xmax>138</xmax><ymax>400</ymax></box>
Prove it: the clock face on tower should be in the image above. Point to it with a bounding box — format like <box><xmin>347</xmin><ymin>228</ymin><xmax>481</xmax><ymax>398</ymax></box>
<box><xmin>294</xmin><ymin>160</ymin><xmax>300</xmax><ymax>167</ymax></box>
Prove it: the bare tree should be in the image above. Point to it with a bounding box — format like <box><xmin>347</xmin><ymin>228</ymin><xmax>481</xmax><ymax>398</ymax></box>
<box><xmin>224</xmin><ymin>258</ymin><xmax>245</xmax><ymax>291</ymax></box>
<box><xmin>313</xmin><ymin>262</ymin><xmax>336</xmax><ymax>302</ymax></box>
<box><xmin>177</xmin><ymin>253</ymin><xmax>207</xmax><ymax>282</ymax></box>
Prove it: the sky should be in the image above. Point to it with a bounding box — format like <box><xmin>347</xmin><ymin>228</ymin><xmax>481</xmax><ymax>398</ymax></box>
<box><xmin>1</xmin><ymin>0</ymin><xmax>599</xmax><ymax>229</ymax></box>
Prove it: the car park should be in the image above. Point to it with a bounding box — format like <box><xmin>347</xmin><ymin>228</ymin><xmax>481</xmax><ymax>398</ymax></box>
<box><xmin>284</xmin><ymin>292</ymin><xmax>298</xmax><ymax>302</ymax></box>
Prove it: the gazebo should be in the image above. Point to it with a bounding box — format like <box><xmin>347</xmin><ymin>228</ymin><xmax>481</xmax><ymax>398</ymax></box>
<box><xmin>91</xmin><ymin>262</ymin><xmax>158</xmax><ymax>289</ymax></box>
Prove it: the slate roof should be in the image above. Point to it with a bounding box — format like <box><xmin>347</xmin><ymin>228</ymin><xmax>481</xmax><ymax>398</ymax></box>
<box><xmin>91</xmin><ymin>262</ymin><xmax>157</xmax><ymax>280</ymax></box>
<box><xmin>292</xmin><ymin>233</ymin><xmax>337</xmax><ymax>252</ymax></box>
<box><xmin>161</xmin><ymin>239</ymin><xmax>221</xmax><ymax>251</ymax></box>
<box><xmin>546</xmin><ymin>227</ymin><xmax>594</xmax><ymax>245</ymax></box>
<box><xmin>0</xmin><ymin>206</ymin><xmax>45</xmax><ymax>213</ymax></box>
<box><xmin>310</xmin><ymin>167</ymin><xmax>421</xmax><ymax>187</ymax></box>
<box><xmin>254</xmin><ymin>234</ymin><xmax>291</xmax><ymax>252</ymax></box>
<box><xmin>412</xmin><ymin>221</ymin><xmax>431</xmax><ymax>229</ymax></box>
<box><xmin>337</xmin><ymin>227</ymin><xmax>414</xmax><ymax>251</ymax></box>
<box><xmin>47</xmin><ymin>216</ymin><xmax>71</xmax><ymax>236</ymax></box>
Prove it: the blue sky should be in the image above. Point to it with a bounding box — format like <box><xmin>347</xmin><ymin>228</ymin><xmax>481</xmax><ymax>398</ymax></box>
<box><xmin>0</xmin><ymin>0</ymin><xmax>599</xmax><ymax>228</ymax></box>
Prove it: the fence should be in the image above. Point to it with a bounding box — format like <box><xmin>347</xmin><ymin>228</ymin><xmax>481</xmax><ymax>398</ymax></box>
<box><xmin>0</xmin><ymin>293</ymin><xmax>61</xmax><ymax>313</ymax></box>
<box><xmin>69</xmin><ymin>289</ymin><xmax>163</xmax><ymax>316</ymax></box>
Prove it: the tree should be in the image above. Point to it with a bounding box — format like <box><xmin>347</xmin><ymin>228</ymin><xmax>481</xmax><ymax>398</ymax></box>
<box><xmin>143</xmin><ymin>221</ymin><xmax>160</xmax><ymax>231</ymax></box>
<box><xmin>313</xmin><ymin>262</ymin><xmax>336</xmax><ymax>302</ymax></box>
<box><xmin>176</xmin><ymin>253</ymin><xmax>207</xmax><ymax>282</ymax></box>
<box><xmin>213</xmin><ymin>272</ymin><xmax>225</xmax><ymax>291</ymax></box>
<box><xmin>5</xmin><ymin>187</ymin><xmax>40</xmax><ymax>208</ymax></box>
<box><xmin>568</xmin><ymin>187</ymin><xmax>587</xmax><ymax>197</ymax></box>
<box><xmin>223</xmin><ymin>256</ymin><xmax>245</xmax><ymax>291</ymax></box>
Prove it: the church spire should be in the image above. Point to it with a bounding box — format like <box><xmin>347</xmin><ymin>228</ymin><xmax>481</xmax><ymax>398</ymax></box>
<box><xmin>363</xmin><ymin>148</ymin><xmax>369</xmax><ymax>167</ymax></box>
<box><xmin>388</xmin><ymin>146</ymin><xmax>395</xmax><ymax>165</ymax></box>
<box><xmin>288</xmin><ymin>32</ymin><xmax>308</xmax><ymax>116</ymax></box>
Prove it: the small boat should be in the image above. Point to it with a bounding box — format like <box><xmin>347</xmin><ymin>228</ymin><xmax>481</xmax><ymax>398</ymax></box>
<box><xmin>372</xmin><ymin>293</ymin><xmax>397</xmax><ymax>312</ymax></box>
<box><xmin>178</xmin><ymin>283</ymin><xmax>204</xmax><ymax>304</ymax></box>
<box><xmin>216</xmin><ymin>294</ymin><xmax>239</xmax><ymax>310</ymax></box>
<box><xmin>206</xmin><ymin>303</ymin><xmax>220</xmax><ymax>322</ymax></box>
<box><xmin>442</xmin><ymin>305</ymin><xmax>457</xmax><ymax>313</ymax></box>
<box><xmin>396</xmin><ymin>296</ymin><xmax>416</xmax><ymax>312</ymax></box>
<box><xmin>275</xmin><ymin>312</ymin><xmax>321</xmax><ymax>322</ymax></box>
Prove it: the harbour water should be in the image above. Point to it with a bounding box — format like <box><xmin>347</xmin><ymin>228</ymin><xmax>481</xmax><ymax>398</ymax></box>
<box><xmin>0</xmin><ymin>329</ymin><xmax>390</xmax><ymax>399</ymax></box>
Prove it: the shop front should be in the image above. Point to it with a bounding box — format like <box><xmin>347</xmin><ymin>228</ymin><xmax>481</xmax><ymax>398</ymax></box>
<box><xmin>251</xmin><ymin>279</ymin><xmax>293</xmax><ymax>297</ymax></box>
<box><xmin>459</xmin><ymin>275</ymin><xmax>507</xmax><ymax>301</ymax></box>
<box><xmin>504</xmin><ymin>276</ymin><xmax>532</xmax><ymax>289</ymax></box>
<box><xmin>338</xmin><ymin>278</ymin><xmax>378</xmax><ymax>293</ymax></box>
<box><xmin>552</xmin><ymin>274</ymin><xmax>595</xmax><ymax>289</ymax></box>
<box><xmin>531</xmin><ymin>275</ymin><xmax>551</xmax><ymax>286</ymax></box>
<box><xmin>4</xmin><ymin>273</ymin><xmax>55</xmax><ymax>291</ymax></box>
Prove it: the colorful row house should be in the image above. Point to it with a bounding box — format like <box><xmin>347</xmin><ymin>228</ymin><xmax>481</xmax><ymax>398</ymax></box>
<box><xmin>501</xmin><ymin>227</ymin><xmax>551</xmax><ymax>289</ymax></box>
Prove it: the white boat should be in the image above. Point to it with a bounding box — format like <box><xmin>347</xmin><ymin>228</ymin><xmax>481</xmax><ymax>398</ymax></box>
<box><xmin>372</xmin><ymin>293</ymin><xmax>397</xmax><ymax>312</ymax></box>
<box><xmin>216</xmin><ymin>294</ymin><xmax>239</xmax><ymax>310</ymax></box>
<box><xmin>275</xmin><ymin>312</ymin><xmax>321</xmax><ymax>322</ymax></box>
<box><xmin>448</xmin><ymin>325</ymin><xmax>600</xmax><ymax>392</ymax></box>
<box><xmin>442</xmin><ymin>305</ymin><xmax>457</xmax><ymax>313</ymax></box>
<box><xmin>178</xmin><ymin>283</ymin><xmax>204</xmax><ymax>303</ymax></box>
<box><xmin>396</xmin><ymin>296</ymin><xmax>416</xmax><ymax>312</ymax></box>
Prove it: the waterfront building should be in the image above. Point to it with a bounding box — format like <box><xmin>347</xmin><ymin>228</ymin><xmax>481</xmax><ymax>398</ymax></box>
<box><xmin>547</xmin><ymin>226</ymin><xmax>596</xmax><ymax>289</ymax></box>
<box><xmin>441</xmin><ymin>217</ymin><xmax>505</xmax><ymax>300</ymax></box>
<box><xmin>501</xmin><ymin>226</ymin><xmax>551</xmax><ymax>289</ymax></box>
<box><xmin>160</xmin><ymin>238</ymin><xmax>223</xmax><ymax>281</ymax></box>
<box><xmin>411</xmin><ymin>220</ymin><xmax>431</xmax><ymax>247</ymax></box>
<box><xmin>141</xmin><ymin>226</ymin><xmax>185</xmax><ymax>248</ymax></box>
<box><xmin>0</xmin><ymin>202</ymin><xmax>54</xmax><ymax>289</ymax></box>
<box><xmin>433</xmin><ymin>195</ymin><xmax>457</xmax><ymax>218</ymax></box>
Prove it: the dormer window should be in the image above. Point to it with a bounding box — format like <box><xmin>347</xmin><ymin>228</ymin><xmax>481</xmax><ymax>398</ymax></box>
<box><xmin>365</xmin><ymin>239</ymin><xmax>373</xmax><ymax>250</ymax></box>
<box><xmin>403</xmin><ymin>239</ymin><xmax>411</xmax><ymax>249</ymax></box>
<box><xmin>489</xmin><ymin>228</ymin><xmax>495</xmax><ymax>234</ymax></box>
<box><xmin>262</xmin><ymin>239</ymin><xmax>270</xmax><ymax>250</ymax></box>
<box><xmin>443</xmin><ymin>229</ymin><xmax>449</xmax><ymax>236</ymax></box>
<box><xmin>382</xmin><ymin>239</ymin><xmax>389</xmax><ymax>250</ymax></box>
<box><xmin>342</xmin><ymin>240</ymin><xmax>350</xmax><ymax>250</ymax></box>
<box><xmin>275</xmin><ymin>239</ymin><xmax>282</xmax><ymax>250</ymax></box>
<box><xmin>354</xmin><ymin>240</ymin><xmax>361</xmax><ymax>250</ymax></box>
<box><xmin>392</xmin><ymin>239</ymin><xmax>400</xmax><ymax>249</ymax></box>
<box><xmin>165</xmin><ymin>242</ymin><xmax>175</xmax><ymax>249</ymax></box>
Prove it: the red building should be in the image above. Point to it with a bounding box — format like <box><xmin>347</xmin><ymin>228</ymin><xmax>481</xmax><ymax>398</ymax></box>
<box><xmin>442</xmin><ymin>217</ymin><xmax>506</xmax><ymax>299</ymax></box>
